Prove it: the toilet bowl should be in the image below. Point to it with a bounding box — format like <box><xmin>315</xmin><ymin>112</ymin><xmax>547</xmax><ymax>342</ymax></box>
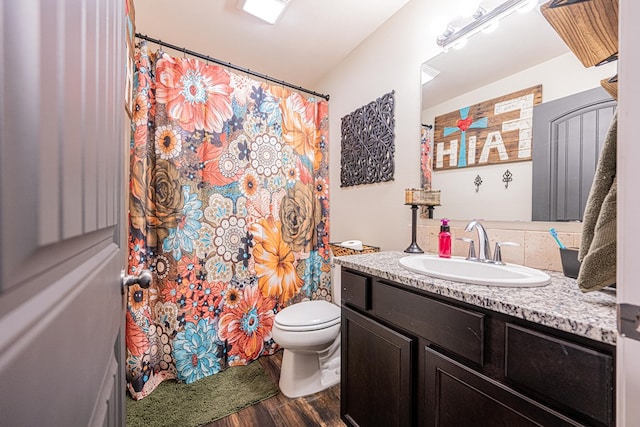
<box><xmin>272</xmin><ymin>300</ymin><xmax>341</xmax><ymax>398</ymax></box>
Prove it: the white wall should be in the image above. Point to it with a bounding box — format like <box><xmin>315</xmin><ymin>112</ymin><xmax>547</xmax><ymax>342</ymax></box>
<box><xmin>422</xmin><ymin>52</ymin><xmax>616</xmax><ymax>221</ymax></box>
<box><xmin>316</xmin><ymin>0</ymin><xmax>450</xmax><ymax>251</ymax></box>
<box><xmin>316</xmin><ymin>0</ymin><xmax>616</xmax><ymax>249</ymax></box>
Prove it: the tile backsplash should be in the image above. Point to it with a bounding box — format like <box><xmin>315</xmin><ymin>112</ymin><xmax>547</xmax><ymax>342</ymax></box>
<box><xmin>418</xmin><ymin>221</ymin><xmax>582</xmax><ymax>273</ymax></box>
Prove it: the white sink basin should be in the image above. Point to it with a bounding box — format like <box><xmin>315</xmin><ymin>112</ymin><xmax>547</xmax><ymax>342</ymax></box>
<box><xmin>398</xmin><ymin>255</ymin><xmax>551</xmax><ymax>288</ymax></box>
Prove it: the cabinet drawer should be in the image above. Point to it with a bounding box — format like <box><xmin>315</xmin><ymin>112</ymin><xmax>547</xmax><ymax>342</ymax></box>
<box><xmin>341</xmin><ymin>270</ymin><xmax>371</xmax><ymax>310</ymax></box>
<box><xmin>373</xmin><ymin>281</ymin><xmax>485</xmax><ymax>365</ymax></box>
<box><xmin>505</xmin><ymin>323</ymin><xmax>614</xmax><ymax>426</ymax></box>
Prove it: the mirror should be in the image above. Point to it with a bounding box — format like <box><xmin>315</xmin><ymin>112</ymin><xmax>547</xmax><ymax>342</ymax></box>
<box><xmin>421</xmin><ymin>6</ymin><xmax>617</xmax><ymax>222</ymax></box>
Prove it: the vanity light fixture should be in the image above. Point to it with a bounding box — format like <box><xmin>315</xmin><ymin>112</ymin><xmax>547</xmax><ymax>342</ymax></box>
<box><xmin>239</xmin><ymin>0</ymin><xmax>290</xmax><ymax>24</ymax></box>
<box><xmin>437</xmin><ymin>0</ymin><xmax>540</xmax><ymax>51</ymax></box>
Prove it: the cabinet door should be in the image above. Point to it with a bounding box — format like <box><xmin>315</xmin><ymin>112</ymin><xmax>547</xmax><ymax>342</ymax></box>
<box><xmin>532</xmin><ymin>86</ymin><xmax>616</xmax><ymax>221</ymax></box>
<box><xmin>341</xmin><ymin>306</ymin><xmax>414</xmax><ymax>427</ymax></box>
<box><xmin>424</xmin><ymin>347</ymin><xmax>583</xmax><ymax>427</ymax></box>
<box><xmin>504</xmin><ymin>323</ymin><xmax>614</xmax><ymax>426</ymax></box>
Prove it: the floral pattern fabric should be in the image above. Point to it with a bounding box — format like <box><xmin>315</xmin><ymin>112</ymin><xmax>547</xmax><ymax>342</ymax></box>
<box><xmin>126</xmin><ymin>43</ymin><xmax>331</xmax><ymax>400</ymax></box>
<box><xmin>420</xmin><ymin>125</ymin><xmax>433</xmax><ymax>190</ymax></box>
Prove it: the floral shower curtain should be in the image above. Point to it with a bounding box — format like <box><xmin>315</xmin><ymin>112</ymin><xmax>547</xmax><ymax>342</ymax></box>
<box><xmin>420</xmin><ymin>124</ymin><xmax>433</xmax><ymax>190</ymax></box>
<box><xmin>126</xmin><ymin>42</ymin><xmax>331</xmax><ymax>400</ymax></box>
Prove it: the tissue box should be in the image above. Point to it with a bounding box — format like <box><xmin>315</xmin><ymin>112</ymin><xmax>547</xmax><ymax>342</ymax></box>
<box><xmin>559</xmin><ymin>247</ymin><xmax>581</xmax><ymax>279</ymax></box>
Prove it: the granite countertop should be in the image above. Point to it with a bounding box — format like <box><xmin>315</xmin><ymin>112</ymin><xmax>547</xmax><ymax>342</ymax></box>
<box><xmin>334</xmin><ymin>251</ymin><xmax>617</xmax><ymax>345</ymax></box>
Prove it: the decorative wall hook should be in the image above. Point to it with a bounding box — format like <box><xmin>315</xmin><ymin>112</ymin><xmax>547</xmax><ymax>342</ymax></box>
<box><xmin>502</xmin><ymin>169</ymin><xmax>513</xmax><ymax>189</ymax></box>
<box><xmin>474</xmin><ymin>175</ymin><xmax>483</xmax><ymax>192</ymax></box>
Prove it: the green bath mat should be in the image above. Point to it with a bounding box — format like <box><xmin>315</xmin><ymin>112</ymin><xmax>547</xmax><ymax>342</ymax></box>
<box><xmin>126</xmin><ymin>362</ymin><xmax>279</xmax><ymax>427</ymax></box>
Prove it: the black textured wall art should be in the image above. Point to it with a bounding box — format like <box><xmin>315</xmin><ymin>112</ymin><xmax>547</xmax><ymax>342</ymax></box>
<box><xmin>340</xmin><ymin>91</ymin><xmax>395</xmax><ymax>187</ymax></box>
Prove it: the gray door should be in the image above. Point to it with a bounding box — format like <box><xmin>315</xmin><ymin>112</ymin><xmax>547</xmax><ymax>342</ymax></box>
<box><xmin>532</xmin><ymin>87</ymin><xmax>616</xmax><ymax>221</ymax></box>
<box><xmin>0</xmin><ymin>1</ymin><xmax>127</xmax><ymax>426</ymax></box>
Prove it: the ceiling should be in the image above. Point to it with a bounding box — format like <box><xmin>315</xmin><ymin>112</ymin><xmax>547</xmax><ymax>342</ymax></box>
<box><xmin>133</xmin><ymin>1</ymin><xmax>569</xmax><ymax>105</ymax></box>
<box><xmin>133</xmin><ymin>0</ymin><xmax>410</xmax><ymax>91</ymax></box>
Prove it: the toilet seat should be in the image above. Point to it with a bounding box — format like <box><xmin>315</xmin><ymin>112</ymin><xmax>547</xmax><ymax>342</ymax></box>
<box><xmin>275</xmin><ymin>300</ymin><xmax>340</xmax><ymax>331</ymax></box>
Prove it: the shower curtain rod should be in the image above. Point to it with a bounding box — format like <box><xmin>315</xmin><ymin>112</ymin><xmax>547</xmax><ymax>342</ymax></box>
<box><xmin>135</xmin><ymin>33</ymin><xmax>330</xmax><ymax>101</ymax></box>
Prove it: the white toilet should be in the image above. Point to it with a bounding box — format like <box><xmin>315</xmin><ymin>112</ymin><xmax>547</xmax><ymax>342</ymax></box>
<box><xmin>272</xmin><ymin>299</ymin><xmax>341</xmax><ymax>398</ymax></box>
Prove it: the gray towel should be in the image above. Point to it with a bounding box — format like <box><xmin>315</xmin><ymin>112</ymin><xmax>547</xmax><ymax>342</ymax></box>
<box><xmin>577</xmin><ymin>112</ymin><xmax>617</xmax><ymax>292</ymax></box>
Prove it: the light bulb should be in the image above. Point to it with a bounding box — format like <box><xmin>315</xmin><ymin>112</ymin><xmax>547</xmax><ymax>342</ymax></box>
<box><xmin>481</xmin><ymin>20</ymin><xmax>499</xmax><ymax>33</ymax></box>
<box><xmin>430</xmin><ymin>16</ymin><xmax>449</xmax><ymax>36</ymax></box>
<box><xmin>459</xmin><ymin>0</ymin><xmax>481</xmax><ymax>17</ymax></box>
<box><xmin>451</xmin><ymin>37</ymin><xmax>468</xmax><ymax>50</ymax></box>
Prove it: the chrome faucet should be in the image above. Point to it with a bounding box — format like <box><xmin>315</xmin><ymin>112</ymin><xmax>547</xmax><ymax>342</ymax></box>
<box><xmin>464</xmin><ymin>220</ymin><xmax>492</xmax><ymax>262</ymax></box>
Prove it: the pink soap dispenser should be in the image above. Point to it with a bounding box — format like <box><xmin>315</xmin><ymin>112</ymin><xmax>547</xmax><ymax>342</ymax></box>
<box><xmin>439</xmin><ymin>218</ymin><xmax>451</xmax><ymax>258</ymax></box>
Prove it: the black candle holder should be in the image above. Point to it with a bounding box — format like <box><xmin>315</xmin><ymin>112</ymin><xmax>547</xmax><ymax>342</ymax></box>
<box><xmin>403</xmin><ymin>188</ymin><xmax>440</xmax><ymax>253</ymax></box>
<box><xmin>425</xmin><ymin>205</ymin><xmax>435</xmax><ymax>219</ymax></box>
<box><xmin>404</xmin><ymin>204</ymin><xmax>424</xmax><ymax>253</ymax></box>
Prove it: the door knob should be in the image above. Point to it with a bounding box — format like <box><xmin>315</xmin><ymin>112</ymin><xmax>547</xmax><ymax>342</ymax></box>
<box><xmin>121</xmin><ymin>269</ymin><xmax>152</xmax><ymax>294</ymax></box>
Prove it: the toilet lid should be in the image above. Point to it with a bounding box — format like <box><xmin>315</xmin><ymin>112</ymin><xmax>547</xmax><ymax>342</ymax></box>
<box><xmin>275</xmin><ymin>300</ymin><xmax>340</xmax><ymax>330</ymax></box>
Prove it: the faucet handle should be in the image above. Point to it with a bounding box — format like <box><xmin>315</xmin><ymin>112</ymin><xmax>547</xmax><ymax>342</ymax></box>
<box><xmin>456</xmin><ymin>237</ymin><xmax>477</xmax><ymax>260</ymax></box>
<box><xmin>493</xmin><ymin>241</ymin><xmax>520</xmax><ymax>265</ymax></box>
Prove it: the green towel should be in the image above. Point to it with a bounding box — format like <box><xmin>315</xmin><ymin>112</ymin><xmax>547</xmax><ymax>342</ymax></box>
<box><xmin>577</xmin><ymin>112</ymin><xmax>617</xmax><ymax>292</ymax></box>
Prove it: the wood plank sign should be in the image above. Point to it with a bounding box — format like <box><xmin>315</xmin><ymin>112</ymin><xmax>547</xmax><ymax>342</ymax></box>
<box><xmin>433</xmin><ymin>85</ymin><xmax>542</xmax><ymax>171</ymax></box>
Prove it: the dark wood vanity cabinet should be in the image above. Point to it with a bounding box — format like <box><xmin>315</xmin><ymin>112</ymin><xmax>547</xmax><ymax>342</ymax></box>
<box><xmin>341</xmin><ymin>307</ymin><xmax>414</xmax><ymax>427</ymax></box>
<box><xmin>340</xmin><ymin>268</ymin><xmax>615</xmax><ymax>427</ymax></box>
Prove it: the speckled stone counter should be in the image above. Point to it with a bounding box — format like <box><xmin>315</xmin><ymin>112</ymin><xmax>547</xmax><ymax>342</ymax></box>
<box><xmin>334</xmin><ymin>251</ymin><xmax>617</xmax><ymax>345</ymax></box>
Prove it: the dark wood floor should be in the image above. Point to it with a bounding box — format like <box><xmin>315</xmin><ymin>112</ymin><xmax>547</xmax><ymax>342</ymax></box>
<box><xmin>206</xmin><ymin>350</ymin><xmax>345</xmax><ymax>427</ymax></box>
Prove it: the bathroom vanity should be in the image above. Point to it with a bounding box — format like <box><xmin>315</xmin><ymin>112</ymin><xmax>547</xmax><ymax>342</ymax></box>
<box><xmin>335</xmin><ymin>251</ymin><xmax>616</xmax><ymax>427</ymax></box>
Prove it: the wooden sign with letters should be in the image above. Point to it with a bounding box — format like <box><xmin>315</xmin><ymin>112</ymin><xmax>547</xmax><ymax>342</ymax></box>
<box><xmin>433</xmin><ymin>85</ymin><xmax>542</xmax><ymax>171</ymax></box>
